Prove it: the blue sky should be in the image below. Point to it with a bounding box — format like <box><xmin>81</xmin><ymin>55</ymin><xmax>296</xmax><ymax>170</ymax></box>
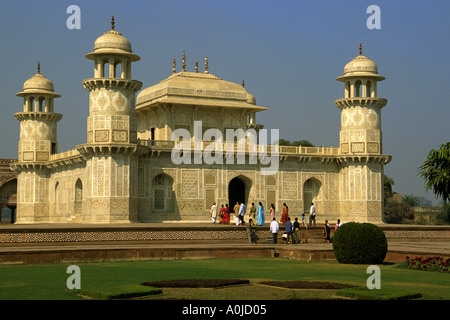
<box><xmin>0</xmin><ymin>0</ymin><xmax>448</xmax><ymax>204</ymax></box>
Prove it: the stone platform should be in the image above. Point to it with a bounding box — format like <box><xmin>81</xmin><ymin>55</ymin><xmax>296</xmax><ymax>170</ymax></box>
<box><xmin>0</xmin><ymin>223</ymin><xmax>449</xmax><ymax>265</ymax></box>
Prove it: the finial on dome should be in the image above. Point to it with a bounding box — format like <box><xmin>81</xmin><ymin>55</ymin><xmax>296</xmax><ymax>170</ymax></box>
<box><xmin>195</xmin><ymin>59</ymin><xmax>199</xmax><ymax>73</ymax></box>
<box><xmin>37</xmin><ymin>61</ymin><xmax>41</xmax><ymax>74</ymax></box>
<box><xmin>172</xmin><ymin>57</ymin><xmax>176</xmax><ymax>74</ymax></box>
<box><xmin>242</xmin><ymin>79</ymin><xmax>245</xmax><ymax>88</ymax></box>
<box><xmin>359</xmin><ymin>42</ymin><xmax>362</xmax><ymax>55</ymax></box>
<box><xmin>204</xmin><ymin>55</ymin><xmax>209</xmax><ymax>74</ymax></box>
<box><xmin>182</xmin><ymin>51</ymin><xmax>186</xmax><ymax>72</ymax></box>
<box><xmin>111</xmin><ymin>14</ymin><xmax>115</xmax><ymax>30</ymax></box>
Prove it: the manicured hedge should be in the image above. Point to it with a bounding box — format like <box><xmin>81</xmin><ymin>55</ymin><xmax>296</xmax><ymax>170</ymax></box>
<box><xmin>79</xmin><ymin>284</ymin><xmax>162</xmax><ymax>300</ymax></box>
<box><xmin>141</xmin><ymin>279</ymin><xmax>250</xmax><ymax>288</ymax></box>
<box><xmin>332</xmin><ymin>222</ymin><xmax>387</xmax><ymax>264</ymax></box>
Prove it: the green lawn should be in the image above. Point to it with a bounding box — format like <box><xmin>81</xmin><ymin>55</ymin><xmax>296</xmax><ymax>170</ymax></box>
<box><xmin>0</xmin><ymin>258</ymin><xmax>448</xmax><ymax>300</ymax></box>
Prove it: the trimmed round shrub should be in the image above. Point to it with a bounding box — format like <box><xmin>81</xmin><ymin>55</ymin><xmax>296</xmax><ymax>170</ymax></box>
<box><xmin>332</xmin><ymin>222</ymin><xmax>387</xmax><ymax>264</ymax></box>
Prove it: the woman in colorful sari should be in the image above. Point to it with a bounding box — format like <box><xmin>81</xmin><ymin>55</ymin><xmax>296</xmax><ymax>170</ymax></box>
<box><xmin>281</xmin><ymin>203</ymin><xmax>289</xmax><ymax>224</ymax></box>
<box><xmin>219</xmin><ymin>205</ymin><xmax>225</xmax><ymax>224</ymax></box>
<box><xmin>257</xmin><ymin>202</ymin><xmax>265</xmax><ymax>226</ymax></box>
<box><xmin>270</xmin><ymin>204</ymin><xmax>276</xmax><ymax>221</ymax></box>
<box><xmin>222</xmin><ymin>204</ymin><xmax>230</xmax><ymax>224</ymax></box>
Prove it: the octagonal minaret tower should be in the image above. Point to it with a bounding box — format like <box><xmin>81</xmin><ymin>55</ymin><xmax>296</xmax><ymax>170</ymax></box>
<box><xmin>335</xmin><ymin>43</ymin><xmax>391</xmax><ymax>223</ymax></box>
<box><xmin>82</xmin><ymin>15</ymin><xmax>142</xmax><ymax>146</ymax></box>
<box><xmin>13</xmin><ymin>63</ymin><xmax>62</xmax><ymax>223</ymax></box>
<box><xmin>15</xmin><ymin>62</ymin><xmax>62</xmax><ymax>162</ymax></box>
<box><xmin>335</xmin><ymin>43</ymin><xmax>387</xmax><ymax>155</ymax></box>
<box><xmin>78</xmin><ymin>16</ymin><xmax>144</xmax><ymax>223</ymax></box>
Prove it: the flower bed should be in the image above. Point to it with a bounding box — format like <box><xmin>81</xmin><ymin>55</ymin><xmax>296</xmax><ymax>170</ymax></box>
<box><xmin>405</xmin><ymin>256</ymin><xmax>450</xmax><ymax>273</ymax></box>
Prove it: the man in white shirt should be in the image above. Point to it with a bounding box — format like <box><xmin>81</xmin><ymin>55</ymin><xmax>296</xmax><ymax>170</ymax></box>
<box><xmin>270</xmin><ymin>218</ymin><xmax>280</xmax><ymax>244</ymax></box>
<box><xmin>210</xmin><ymin>202</ymin><xmax>218</xmax><ymax>224</ymax></box>
<box><xmin>309</xmin><ymin>202</ymin><xmax>316</xmax><ymax>227</ymax></box>
<box><xmin>239</xmin><ymin>202</ymin><xmax>246</xmax><ymax>225</ymax></box>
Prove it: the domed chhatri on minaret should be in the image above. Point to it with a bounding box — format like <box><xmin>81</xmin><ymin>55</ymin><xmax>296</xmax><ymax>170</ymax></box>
<box><xmin>86</xmin><ymin>15</ymin><xmax>139</xmax><ymax>60</ymax></box>
<box><xmin>336</xmin><ymin>42</ymin><xmax>386</xmax><ymax>98</ymax></box>
<box><xmin>11</xmin><ymin>17</ymin><xmax>391</xmax><ymax>224</ymax></box>
<box><xmin>17</xmin><ymin>62</ymin><xmax>61</xmax><ymax>102</ymax></box>
<box><xmin>19</xmin><ymin>63</ymin><xmax>60</xmax><ymax>97</ymax></box>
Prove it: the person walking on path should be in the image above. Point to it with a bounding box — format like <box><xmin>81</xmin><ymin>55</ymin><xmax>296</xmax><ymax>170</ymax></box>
<box><xmin>257</xmin><ymin>202</ymin><xmax>265</xmax><ymax>226</ymax></box>
<box><xmin>210</xmin><ymin>202</ymin><xmax>218</xmax><ymax>224</ymax></box>
<box><xmin>248</xmin><ymin>203</ymin><xmax>257</xmax><ymax>225</ymax></box>
<box><xmin>335</xmin><ymin>219</ymin><xmax>342</xmax><ymax>230</ymax></box>
<box><xmin>233</xmin><ymin>202</ymin><xmax>241</xmax><ymax>225</ymax></box>
<box><xmin>323</xmin><ymin>220</ymin><xmax>331</xmax><ymax>243</ymax></box>
<box><xmin>309</xmin><ymin>202</ymin><xmax>316</xmax><ymax>227</ymax></box>
<box><xmin>270</xmin><ymin>217</ymin><xmax>280</xmax><ymax>244</ymax></box>
<box><xmin>239</xmin><ymin>202</ymin><xmax>246</xmax><ymax>225</ymax></box>
<box><xmin>270</xmin><ymin>204</ymin><xmax>276</xmax><ymax>221</ymax></box>
<box><xmin>285</xmin><ymin>217</ymin><xmax>293</xmax><ymax>244</ymax></box>
<box><xmin>222</xmin><ymin>204</ymin><xmax>230</xmax><ymax>224</ymax></box>
<box><xmin>281</xmin><ymin>203</ymin><xmax>289</xmax><ymax>224</ymax></box>
<box><xmin>219</xmin><ymin>205</ymin><xmax>225</xmax><ymax>224</ymax></box>
<box><xmin>293</xmin><ymin>217</ymin><xmax>300</xmax><ymax>244</ymax></box>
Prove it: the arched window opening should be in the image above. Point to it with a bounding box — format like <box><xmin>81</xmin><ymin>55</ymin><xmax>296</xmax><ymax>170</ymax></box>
<box><xmin>75</xmin><ymin>179</ymin><xmax>83</xmax><ymax>202</ymax></box>
<box><xmin>366</xmin><ymin>81</ymin><xmax>372</xmax><ymax>98</ymax></box>
<box><xmin>354</xmin><ymin>80</ymin><xmax>362</xmax><ymax>98</ymax></box>
<box><xmin>152</xmin><ymin>174</ymin><xmax>175</xmax><ymax>212</ymax></box>
<box><xmin>38</xmin><ymin>97</ymin><xmax>45</xmax><ymax>112</ymax></box>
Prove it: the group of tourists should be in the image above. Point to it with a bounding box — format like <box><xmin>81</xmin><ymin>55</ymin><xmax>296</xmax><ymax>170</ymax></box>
<box><xmin>208</xmin><ymin>202</ymin><xmax>248</xmax><ymax>225</ymax></box>
<box><xmin>269</xmin><ymin>203</ymin><xmax>310</xmax><ymax>245</ymax></box>
<box><xmin>209</xmin><ymin>201</ymin><xmax>343</xmax><ymax>244</ymax></box>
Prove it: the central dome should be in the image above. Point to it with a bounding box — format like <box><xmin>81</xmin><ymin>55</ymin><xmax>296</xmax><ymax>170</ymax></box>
<box><xmin>136</xmin><ymin>71</ymin><xmax>266</xmax><ymax>111</ymax></box>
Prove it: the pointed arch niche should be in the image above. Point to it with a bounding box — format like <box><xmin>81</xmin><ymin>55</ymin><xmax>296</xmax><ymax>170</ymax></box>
<box><xmin>303</xmin><ymin>177</ymin><xmax>322</xmax><ymax>214</ymax></box>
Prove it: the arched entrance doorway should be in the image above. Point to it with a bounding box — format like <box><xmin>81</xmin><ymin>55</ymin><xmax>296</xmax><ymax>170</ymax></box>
<box><xmin>228</xmin><ymin>176</ymin><xmax>248</xmax><ymax>213</ymax></box>
<box><xmin>0</xmin><ymin>179</ymin><xmax>17</xmax><ymax>224</ymax></box>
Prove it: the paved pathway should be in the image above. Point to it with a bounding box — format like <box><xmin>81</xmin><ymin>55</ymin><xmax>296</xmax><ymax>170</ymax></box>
<box><xmin>0</xmin><ymin>223</ymin><xmax>449</xmax><ymax>260</ymax></box>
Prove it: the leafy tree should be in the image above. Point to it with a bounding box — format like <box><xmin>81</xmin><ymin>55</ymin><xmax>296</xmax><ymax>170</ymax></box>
<box><xmin>418</xmin><ymin>142</ymin><xmax>450</xmax><ymax>204</ymax></box>
<box><xmin>437</xmin><ymin>203</ymin><xmax>450</xmax><ymax>224</ymax></box>
<box><xmin>383</xmin><ymin>175</ymin><xmax>395</xmax><ymax>204</ymax></box>
<box><xmin>291</xmin><ymin>140</ymin><xmax>314</xmax><ymax>147</ymax></box>
<box><xmin>278</xmin><ymin>139</ymin><xmax>292</xmax><ymax>146</ymax></box>
<box><xmin>402</xmin><ymin>194</ymin><xmax>419</xmax><ymax>207</ymax></box>
<box><xmin>384</xmin><ymin>200</ymin><xmax>414</xmax><ymax>224</ymax></box>
<box><xmin>277</xmin><ymin>139</ymin><xmax>315</xmax><ymax>147</ymax></box>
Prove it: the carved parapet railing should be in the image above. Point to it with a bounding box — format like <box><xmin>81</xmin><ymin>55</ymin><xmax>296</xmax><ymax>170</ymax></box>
<box><xmin>49</xmin><ymin>149</ymin><xmax>81</xmax><ymax>161</ymax></box>
<box><xmin>138</xmin><ymin>139</ymin><xmax>341</xmax><ymax>156</ymax></box>
<box><xmin>335</xmin><ymin>97</ymin><xmax>387</xmax><ymax>109</ymax></box>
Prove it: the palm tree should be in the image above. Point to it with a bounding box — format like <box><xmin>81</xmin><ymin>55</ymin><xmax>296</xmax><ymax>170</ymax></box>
<box><xmin>418</xmin><ymin>142</ymin><xmax>450</xmax><ymax>204</ymax></box>
<box><xmin>402</xmin><ymin>194</ymin><xmax>419</xmax><ymax>207</ymax></box>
